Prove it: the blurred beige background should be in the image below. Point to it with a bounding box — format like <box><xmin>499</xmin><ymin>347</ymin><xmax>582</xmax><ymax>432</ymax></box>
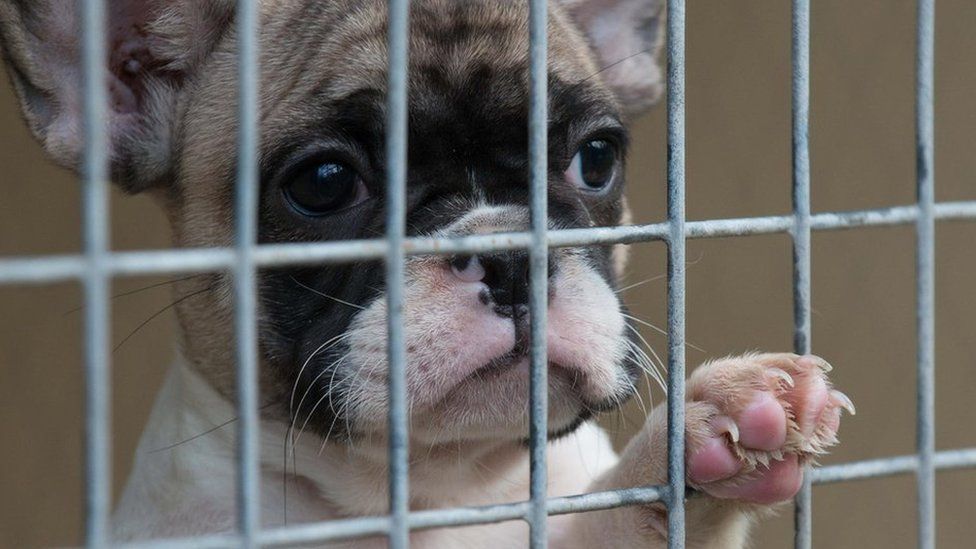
<box><xmin>1</xmin><ymin>1</ymin><xmax>974</xmax><ymax>548</ymax></box>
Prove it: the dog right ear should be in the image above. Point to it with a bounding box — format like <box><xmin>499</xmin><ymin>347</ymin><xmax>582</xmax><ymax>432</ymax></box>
<box><xmin>0</xmin><ymin>1</ymin><xmax>233</xmax><ymax>192</ymax></box>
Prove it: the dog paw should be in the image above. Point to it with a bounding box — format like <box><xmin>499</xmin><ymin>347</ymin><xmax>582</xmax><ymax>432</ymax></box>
<box><xmin>683</xmin><ymin>353</ymin><xmax>853</xmax><ymax>504</ymax></box>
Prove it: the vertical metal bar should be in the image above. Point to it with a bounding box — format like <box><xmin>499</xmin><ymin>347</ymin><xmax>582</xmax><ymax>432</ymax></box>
<box><xmin>915</xmin><ymin>1</ymin><xmax>936</xmax><ymax>548</ymax></box>
<box><xmin>665</xmin><ymin>1</ymin><xmax>686</xmax><ymax>547</ymax></box>
<box><xmin>790</xmin><ymin>0</ymin><xmax>813</xmax><ymax>365</ymax></box>
<box><xmin>790</xmin><ymin>1</ymin><xmax>813</xmax><ymax>548</ymax></box>
<box><xmin>385</xmin><ymin>0</ymin><xmax>411</xmax><ymax>547</ymax></box>
<box><xmin>79</xmin><ymin>0</ymin><xmax>111</xmax><ymax>546</ymax></box>
<box><xmin>234</xmin><ymin>0</ymin><xmax>261</xmax><ymax>545</ymax></box>
<box><xmin>527</xmin><ymin>0</ymin><xmax>550</xmax><ymax>547</ymax></box>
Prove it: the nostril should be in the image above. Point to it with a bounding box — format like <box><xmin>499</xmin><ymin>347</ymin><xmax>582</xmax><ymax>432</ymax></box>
<box><xmin>478</xmin><ymin>251</ymin><xmax>535</xmax><ymax>308</ymax></box>
<box><xmin>450</xmin><ymin>254</ymin><xmax>486</xmax><ymax>283</ymax></box>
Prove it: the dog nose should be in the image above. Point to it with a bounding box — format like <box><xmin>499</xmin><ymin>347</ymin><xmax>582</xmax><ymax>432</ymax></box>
<box><xmin>450</xmin><ymin>251</ymin><xmax>554</xmax><ymax>318</ymax></box>
<box><xmin>480</xmin><ymin>251</ymin><xmax>530</xmax><ymax>309</ymax></box>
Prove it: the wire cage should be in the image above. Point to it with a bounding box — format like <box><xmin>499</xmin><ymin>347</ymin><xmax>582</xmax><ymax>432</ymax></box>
<box><xmin>0</xmin><ymin>0</ymin><xmax>974</xmax><ymax>548</ymax></box>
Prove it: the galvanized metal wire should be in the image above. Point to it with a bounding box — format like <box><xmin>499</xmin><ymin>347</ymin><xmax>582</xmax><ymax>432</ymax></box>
<box><xmin>79</xmin><ymin>1</ymin><xmax>111</xmax><ymax>546</ymax></box>
<box><xmin>665</xmin><ymin>1</ymin><xmax>687</xmax><ymax>547</ymax></box>
<box><xmin>791</xmin><ymin>0</ymin><xmax>814</xmax><ymax>546</ymax></box>
<box><xmin>233</xmin><ymin>0</ymin><xmax>262</xmax><ymax>545</ymax></box>
<box><xmin>915</xmin><ymin>1</ymin><xmax>937</xmax><ymax>548</ymax></box>
<box><xmin>1</xmin><ymin>0</ymin><xmax>973</xmax><ymax>547</ymax></box>
<box><xmin>527</xmin><ymin>0</ymin><xmax>551</xmax><ymax>546</ymax></box>
<box><xmin>384</xmin><ymin>0</ymin><xmax>411</xmax><ymax>547</ymax></box>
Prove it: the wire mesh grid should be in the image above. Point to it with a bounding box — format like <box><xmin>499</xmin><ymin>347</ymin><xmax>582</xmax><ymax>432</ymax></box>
<box><xmin>1</xmin><ymin>0</ymin><xmax>975</xmax><ymax>547</ymax></box>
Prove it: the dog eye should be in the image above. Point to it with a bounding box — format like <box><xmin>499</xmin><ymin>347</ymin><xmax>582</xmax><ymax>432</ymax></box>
<box><xmin>565</xmin><ymin>139</ymin><xmax>618</xmax><ymax>191</ymax></box>
<box><xmin>283</xmin><ymin>161</ymin><xmax>366</xmax><ymax>215</ymax></box>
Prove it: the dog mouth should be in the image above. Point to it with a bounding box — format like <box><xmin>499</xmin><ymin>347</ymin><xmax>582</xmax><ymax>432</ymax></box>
<box><xmin>437</xmin><ymin>348</ymin><xmax>587</xmax><ymax>407</ymax></box>
<box><xmin>468</xmin><ymin>351</ymin><xmax>581</xmax><ymax>383</ymax></box>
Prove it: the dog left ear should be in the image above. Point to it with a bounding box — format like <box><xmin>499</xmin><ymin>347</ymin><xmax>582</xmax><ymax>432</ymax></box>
<box><xmin>558</xmin><ymin>0</ymin><xmax>664</xmax><ymax>116</ymax></box>
<box><xmin>0</xmin><ymin>1</ymin><xmax>234</xmax><ymax>192</ymax></box>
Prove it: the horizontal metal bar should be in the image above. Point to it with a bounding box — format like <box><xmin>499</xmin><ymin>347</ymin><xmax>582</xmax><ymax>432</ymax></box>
<box><xmin>1</xmin><ymin>201</ymin><xmax>975</xmax><ymax>285</ymax></box>
<box><xmin>116</xmin><ymin>534</ymin><xmax>239</xmax><ymax>549</ymax></box>
<box><xmin>263</xmin><ymin>485</ymin><xmax>669</xmax><ymax>546</ymax></box>
<box><xmin>260</xmin><ymin>515</ymin><xmax>392</xmax><ymax>547</ymax></box>
<box><xmin>116</xmin><ymin>444</ymin><xmax>976</xmax><ymax>549</ymax></box>
<box><xmin>118</xmin><ymin>486</ymin><xmax>667</xmax><ymax>548</ymax></box>
<box><xmin>120</xmin><ymin>447</ymin><xmax>976</xmax><ymax>549</ymax></box>
<box><xmin>812</xmin><ymin>447</ymin><xmax>976</xmax><ymax>485</ymax></box>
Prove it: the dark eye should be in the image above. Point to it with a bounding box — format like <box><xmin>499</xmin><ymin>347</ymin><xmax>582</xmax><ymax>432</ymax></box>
<box><xmin>565</xmin><ymin>139</ymin><xmax>618</xmax><ymax>191</ymax></box>
<box><xmin>283</xmin><ymin>161</ymin><xmax>366</xmax><ymax>215</ymax></box>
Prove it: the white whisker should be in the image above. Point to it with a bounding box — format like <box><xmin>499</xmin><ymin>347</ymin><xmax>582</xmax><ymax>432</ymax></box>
<box><xmin>624</xmin><ymin>336</ymin><xmax>666</xmax><ymax>395</ymax></box>
<box><xmin>614</xmin><ymin>274</ymin><xmax>666</xmax><ymax>294</ymax></box>
<box><xmin>625</xmin><ymin>324</ymin><xmax>667</xmax><ymax>381</ymax></box>
<box><xmin>294</xmin><ymin>350</ymin><xmax>357</xmax><ymax>447</ymax></box>
<box><xmin>621</xmin><ymin>312</ymin><xmax>706</xmax><ymax>353</ymax></box>
<box><xmin>289</xmin><ymin>333</ymin><xmax>350</xmax><ymax>418</ymax></box>
<box><xmin>290</xmin><ymin>276</ymin><xmax>367</xmax><ymax>311</ymax></box>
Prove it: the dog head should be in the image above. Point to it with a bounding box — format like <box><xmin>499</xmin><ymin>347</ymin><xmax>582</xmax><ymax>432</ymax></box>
<box><xmin>1</xmin><ymin>0</ymin><xmax>663</xmax><ymax>444</ymax></box>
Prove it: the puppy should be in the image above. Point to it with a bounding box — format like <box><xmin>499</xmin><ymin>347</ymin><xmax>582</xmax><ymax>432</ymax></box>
<box><xmin>0</xmin><ymin>1</ymin><xmax>853</xmax><ymax>546</ymax></box>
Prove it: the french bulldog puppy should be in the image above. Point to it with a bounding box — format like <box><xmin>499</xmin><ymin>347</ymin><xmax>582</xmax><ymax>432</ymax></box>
<box><xmin>0</xmin><ymin>0</ymin><xmax>853</xmax><ymax>546</ymax></box>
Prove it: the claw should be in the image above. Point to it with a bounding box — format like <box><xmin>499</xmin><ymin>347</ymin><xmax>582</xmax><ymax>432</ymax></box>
<box><xmin>767</xmin><ymin>367</ymin><xmax>795</xmax><ymax>388</ymax></box>
<box><xmin>807</xmin><ymin>355</ymin><xmax>833</xmax><ymax>372</ymax></box>
<box><xmin>829</xmin><ymin>390</ymin><xmax>856</xmax><ymax>415</ymax></box>
<box><xmin>712</xmin><ymin>415</ymin><xmax>740</xmax><ymax>443</ymax></box>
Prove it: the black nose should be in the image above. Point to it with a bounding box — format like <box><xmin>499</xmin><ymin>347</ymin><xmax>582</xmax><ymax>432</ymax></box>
<box><xmin>451</xmin><ymin>251</ymin><xmax>556</xmax><ymax>319</ymax></box>
<box><xmin>479</xmin><ymin>251</ymin><xmax>531</xmax><ymax>309</ymax></box>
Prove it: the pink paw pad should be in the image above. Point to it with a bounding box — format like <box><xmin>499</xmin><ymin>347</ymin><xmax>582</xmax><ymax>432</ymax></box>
<box><xmin>737</xmin><ymin>393</ymin><xmax>788</xmax><ymax>451</ymax></box>
<box><xmin>688</xmin><ymin>435</ymin><xmax>741</xmax><ymax>484</ymax></box>
<box><xmin>685</xmin><ymin>353</ymin><xmax>854</xmax><ymax>505</ymax></box>
<box><xmin>704</xmin><ymin>453</ymin><xmax>803</xmax><ymax>504</ymax></box>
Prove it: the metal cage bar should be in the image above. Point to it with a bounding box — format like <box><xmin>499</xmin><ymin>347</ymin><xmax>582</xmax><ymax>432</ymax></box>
<box><xmin>384</xmin><ymin>0</ymin><xmax>411</xmax><ymax>547</ymax></box>
<box><xmin>233</xmin><ymin>0</ymin><xmax>262</xmax><ymax>545</ymax></box>
<box><xmin>80</xmin><ymin>0</ymin><xmax>111</xmax><ymax>546</ymax></box>
<box><xmin>665</xmin><ymin>1</ymin><xmax>687</xmax><ymax>547</ymax></box>
<box><xmin>915</xmin><ymin>1</ymin><xmax>937</xmax><ymax>547</ymax></box>
<box><xmin>527</xmin><ymin>0</ymin><xmax>550</xmax><ymax>546</ymax></box>
<box><xmin>3</xmin><ymin>0</ymin><xmax>975</xmax><ymax>547</ymax></box>
<box><xmin>3</xmin><ymin>202</ymin><xmax>976</xmax><ymax>285</ymax></box>
<box><xmin>791</xmin><ymin>0</ymin><xmax>813</xmax><ymax>547</ymax></box>
<box><xmin>109</xmin><ymin>447</ymin><xmax>976</xmax><ymax>549</ymax></box>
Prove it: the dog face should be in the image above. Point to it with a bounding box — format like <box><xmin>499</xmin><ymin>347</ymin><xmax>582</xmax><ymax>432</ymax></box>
<box><xmin>1</xmin><ymin>0</ymin><xmax>663</xmax><ymax>443</ymax></box>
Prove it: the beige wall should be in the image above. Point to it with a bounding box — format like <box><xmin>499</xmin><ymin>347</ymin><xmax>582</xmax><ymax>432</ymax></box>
<box><xmin>1</xmin><ymin>1</ymin><xmax>974</xmax><ymax>547</ymax></box>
